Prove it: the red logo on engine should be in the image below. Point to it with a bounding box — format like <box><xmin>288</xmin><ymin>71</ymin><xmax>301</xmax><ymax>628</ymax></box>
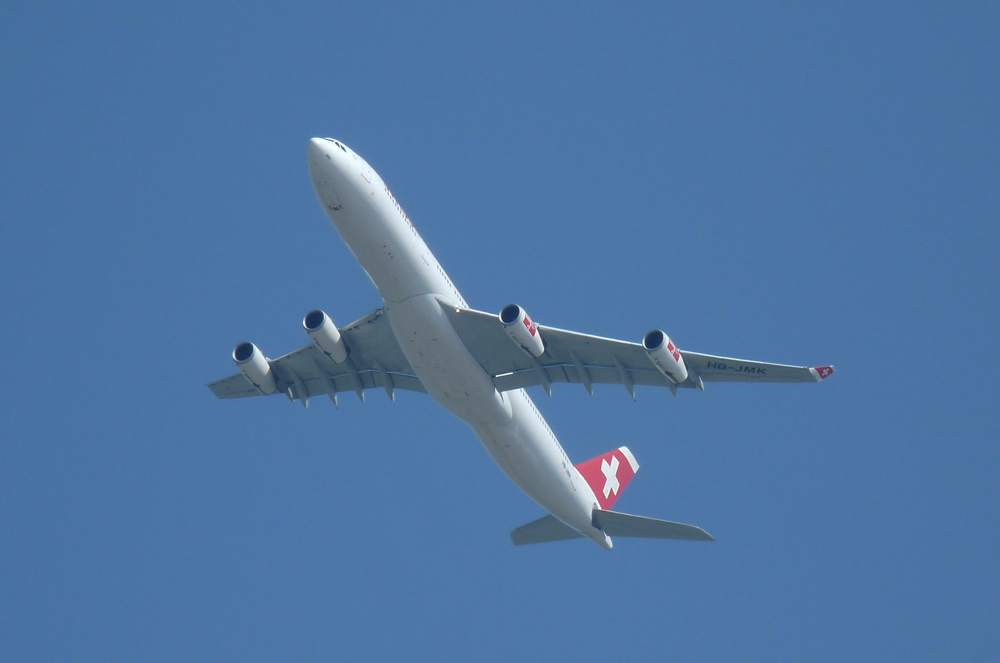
<box><xmin>667</xmin><ymin>340</ymin><xmax>681</xmax><ymax>362</ymax></box>
<box><xmin>523</xmin><ymin>315</ymin><xmax>537</xmax><ymax>337</ymax></box>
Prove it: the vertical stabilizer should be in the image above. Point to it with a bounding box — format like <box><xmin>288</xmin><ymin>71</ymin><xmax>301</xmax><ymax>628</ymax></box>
<box><xmin>574</xmin><ymin>446</ymin><xmax>640</xmax><ymax>510</ymax></box>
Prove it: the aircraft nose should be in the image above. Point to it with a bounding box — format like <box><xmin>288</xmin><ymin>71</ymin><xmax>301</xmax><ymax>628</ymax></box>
<box><xmin>308</xmin><ymin>137</ymin><xmax>345</xmax><ymax>211</ymax></box>
<box><xmin>308</xmin><ymin>137</ymin><xmax>339</xmax><ymax>184</ymax></box>
<box><xmin>308</xmin><ymin>137</ymin><xmax>328</xmax><ymax>162</ymax></box>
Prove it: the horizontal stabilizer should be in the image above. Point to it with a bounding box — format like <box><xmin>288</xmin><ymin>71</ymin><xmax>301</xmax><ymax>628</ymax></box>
<box><xmin>511</xmin><ymin>515</ymin><xmax>585</xmax><ymax>546</ymax></box>
<box><xmin>593</xmin><ymin>509</ymin><xmax>714</xmax><ymax>541</ymax></box>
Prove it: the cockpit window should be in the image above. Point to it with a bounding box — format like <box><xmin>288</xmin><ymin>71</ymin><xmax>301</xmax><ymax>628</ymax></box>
<box><xmin>323</xmin><ymin>138</ymin><xmax>348</xmax><ymax>153</ymax></box>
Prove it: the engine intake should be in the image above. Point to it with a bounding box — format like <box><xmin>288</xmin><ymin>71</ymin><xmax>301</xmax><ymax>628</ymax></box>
<box><xmin>303</xmin><ymin>309</ymin><xmax>348</xmax><ymax>363</ymax></box>
<box><xmin>643</xmin><ymin>329</ymin><xmax>688</xmax><ymax>384</ymax></box>
<box><xmin>500</xmin><ymin>304</ymin><xmax>545</xmax><ymax>357</ymax></box>
<box><xmin>233</xmin><ymin>341</ymin><xmax>277</xmax><ymax>394</ymax></box>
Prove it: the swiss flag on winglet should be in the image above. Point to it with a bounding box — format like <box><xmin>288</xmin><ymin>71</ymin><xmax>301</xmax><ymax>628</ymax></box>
<box><xmin>574</xmin><ymin>446</ymin><xmax>640</xmax><ymax>510</ymax></box>
<box><xmin>814</xmin><ymin>366</ymin><xmax>835</xmax><ymax>380</ymax></box>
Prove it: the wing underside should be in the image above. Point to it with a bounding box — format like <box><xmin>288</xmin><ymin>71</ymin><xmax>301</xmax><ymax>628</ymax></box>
<box><xmin>209</xmin><ymin>303</ymin><xmax>832</xmax><ymax>403</ymax></box>
<box><xmin>441</xmin><ymin>304</ymin><xmax>831</xmax><ymax>396</ymax></box>
<box><xmin>208</xmin><ymin>308</ymin><xmax>425</xmax><ymax>403</ymax></box>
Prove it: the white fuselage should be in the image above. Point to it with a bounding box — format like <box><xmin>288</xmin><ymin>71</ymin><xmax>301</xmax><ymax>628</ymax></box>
<box><xmin>307</xmin><ymin>138</ymin><xmax>611</xmax><ymax>549</ymax></box>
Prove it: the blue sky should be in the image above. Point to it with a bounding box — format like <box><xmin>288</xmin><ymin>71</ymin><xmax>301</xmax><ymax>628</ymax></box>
<box><xmin>2</xmin><ymin>2</ymin><xmax>997</xmax><ymax>660</ymax></box>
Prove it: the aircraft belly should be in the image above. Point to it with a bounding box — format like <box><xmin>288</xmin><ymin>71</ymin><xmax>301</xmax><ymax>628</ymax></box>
<box><xmin>308</xmin><ymin>140</ymin><xmax>606</xmax><ymax>545</ymax></box>
<box><xmin>385</xmin><ymin>298</ymin><xmax>600</xmax><ymax>541</ymax></box>
<box><xmin>384</xmin><ymin>294</ymin><xmax>512</xmax><ymax>427</ymax></box>
<box><xmin>316</xmin><ymin>168</ymin><xmax>446</xmax><ymax>304</ymax></box>
<box><xmin>473</xmin><ymin>390</ymin><xmax>601</xmax><ymax>542</ymax></box>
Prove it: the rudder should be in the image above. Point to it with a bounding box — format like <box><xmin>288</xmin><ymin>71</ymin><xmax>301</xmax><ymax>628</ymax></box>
<box><xmin>575</xmin><ymin>446</ymin><xmax>639</xmax><ymax>510</ymax></box>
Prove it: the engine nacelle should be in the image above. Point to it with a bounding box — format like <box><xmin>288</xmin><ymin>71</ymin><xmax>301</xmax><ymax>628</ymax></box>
<box><xmin>643</xmin><ymin>329</ymin><xmax>688</xmax><ymax>384</ymax></box>
<box><xmin>500</xmin><ymin>304</ymin><xmax>545</xmax><ymax>358</ymax></box>
<box><xmin>233</xmin><ymin>341</ymin><xmax>277</xmax><ymax>395</ymax></box>
<box><xmin>303</xmin><ymin>309</ymin><xmax>348</xmax><ymax>364</ymax></box>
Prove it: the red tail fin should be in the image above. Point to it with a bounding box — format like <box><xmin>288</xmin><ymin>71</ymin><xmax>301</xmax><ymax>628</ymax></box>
<box><xmin>575</xmin><ymin>446</ymin><xmax>640</xmax><ymax>510</ymax></box>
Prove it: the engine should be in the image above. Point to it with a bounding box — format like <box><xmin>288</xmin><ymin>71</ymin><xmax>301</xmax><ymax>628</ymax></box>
<box><xmin>303</xmin><ymin>309</ymin><xmax>348</xmax><ymax>363</ymax></box>
<box><xmin>642</xmin><ymin>329</ymin><xmax>688</xmax><ymax>384</ymax></box>
<box><xmin>233</xmin><ymin>341</ymin><xmax>277</xmax><ymax>395</ymax></box>
<box><xmin>500</xmin><ymin>304</ymin><xmax>545</xmax><ymax>357</ymax></box>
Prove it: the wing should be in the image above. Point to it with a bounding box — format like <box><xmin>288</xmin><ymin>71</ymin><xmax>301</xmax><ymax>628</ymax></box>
<box><xmin>441</xmin><ymin>304</ymin><xmax>833</xmax><ymax>397</ymax></box>
<box><xmin>208</xmin><ymin>308</ymin><xmax>425</xmax><ymax>404</ymax></box>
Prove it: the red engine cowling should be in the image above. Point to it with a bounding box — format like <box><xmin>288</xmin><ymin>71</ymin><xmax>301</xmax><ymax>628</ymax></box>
<box><xmin>303</xmin><ymin>309</ymin><xmax>348</xmax><ymax>364</ymax></box>
<box><xmin>500</xmin><ymin>304</ymin><xmax>545</xmax><ymax>357</ymax></box>
<box><xmin>642</xmin><ymin>329</ymin><xmax>688</xmax><ymax>384</ymax></box>
<box><xmin>233</xmin><ymin>341</ymin><xmax>277</xmax><ymax>395</ymax></box>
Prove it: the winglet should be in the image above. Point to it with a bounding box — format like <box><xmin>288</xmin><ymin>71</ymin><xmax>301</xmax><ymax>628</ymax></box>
<box><xmin>810</xmin><ymin>365</ymin><xmax>836</xmax><ymax>381</ymax></box>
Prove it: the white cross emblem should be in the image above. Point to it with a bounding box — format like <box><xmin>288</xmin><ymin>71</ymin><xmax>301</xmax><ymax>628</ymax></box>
<box><xmin>601</xmin><ymin>456</ymin><xmax>620</xmax><ymax>498</ymax></box>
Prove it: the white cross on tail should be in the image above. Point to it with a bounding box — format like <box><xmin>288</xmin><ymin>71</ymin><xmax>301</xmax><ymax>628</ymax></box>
<box><xmin>573</xmin><ymin>446</ymin><xmax>639</xmax><ymax>510</ymax></box>
<box><xmin>601</xmin><ymin>456</ymin><xmax>620</xmax><ymax>498</ymax></box>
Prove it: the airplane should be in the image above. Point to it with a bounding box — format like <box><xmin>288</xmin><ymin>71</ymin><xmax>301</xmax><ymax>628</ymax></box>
<box><xmin>209</xmin><ymin>137</ymin><xmax>835</xmax><ymax>550</ymax></box>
